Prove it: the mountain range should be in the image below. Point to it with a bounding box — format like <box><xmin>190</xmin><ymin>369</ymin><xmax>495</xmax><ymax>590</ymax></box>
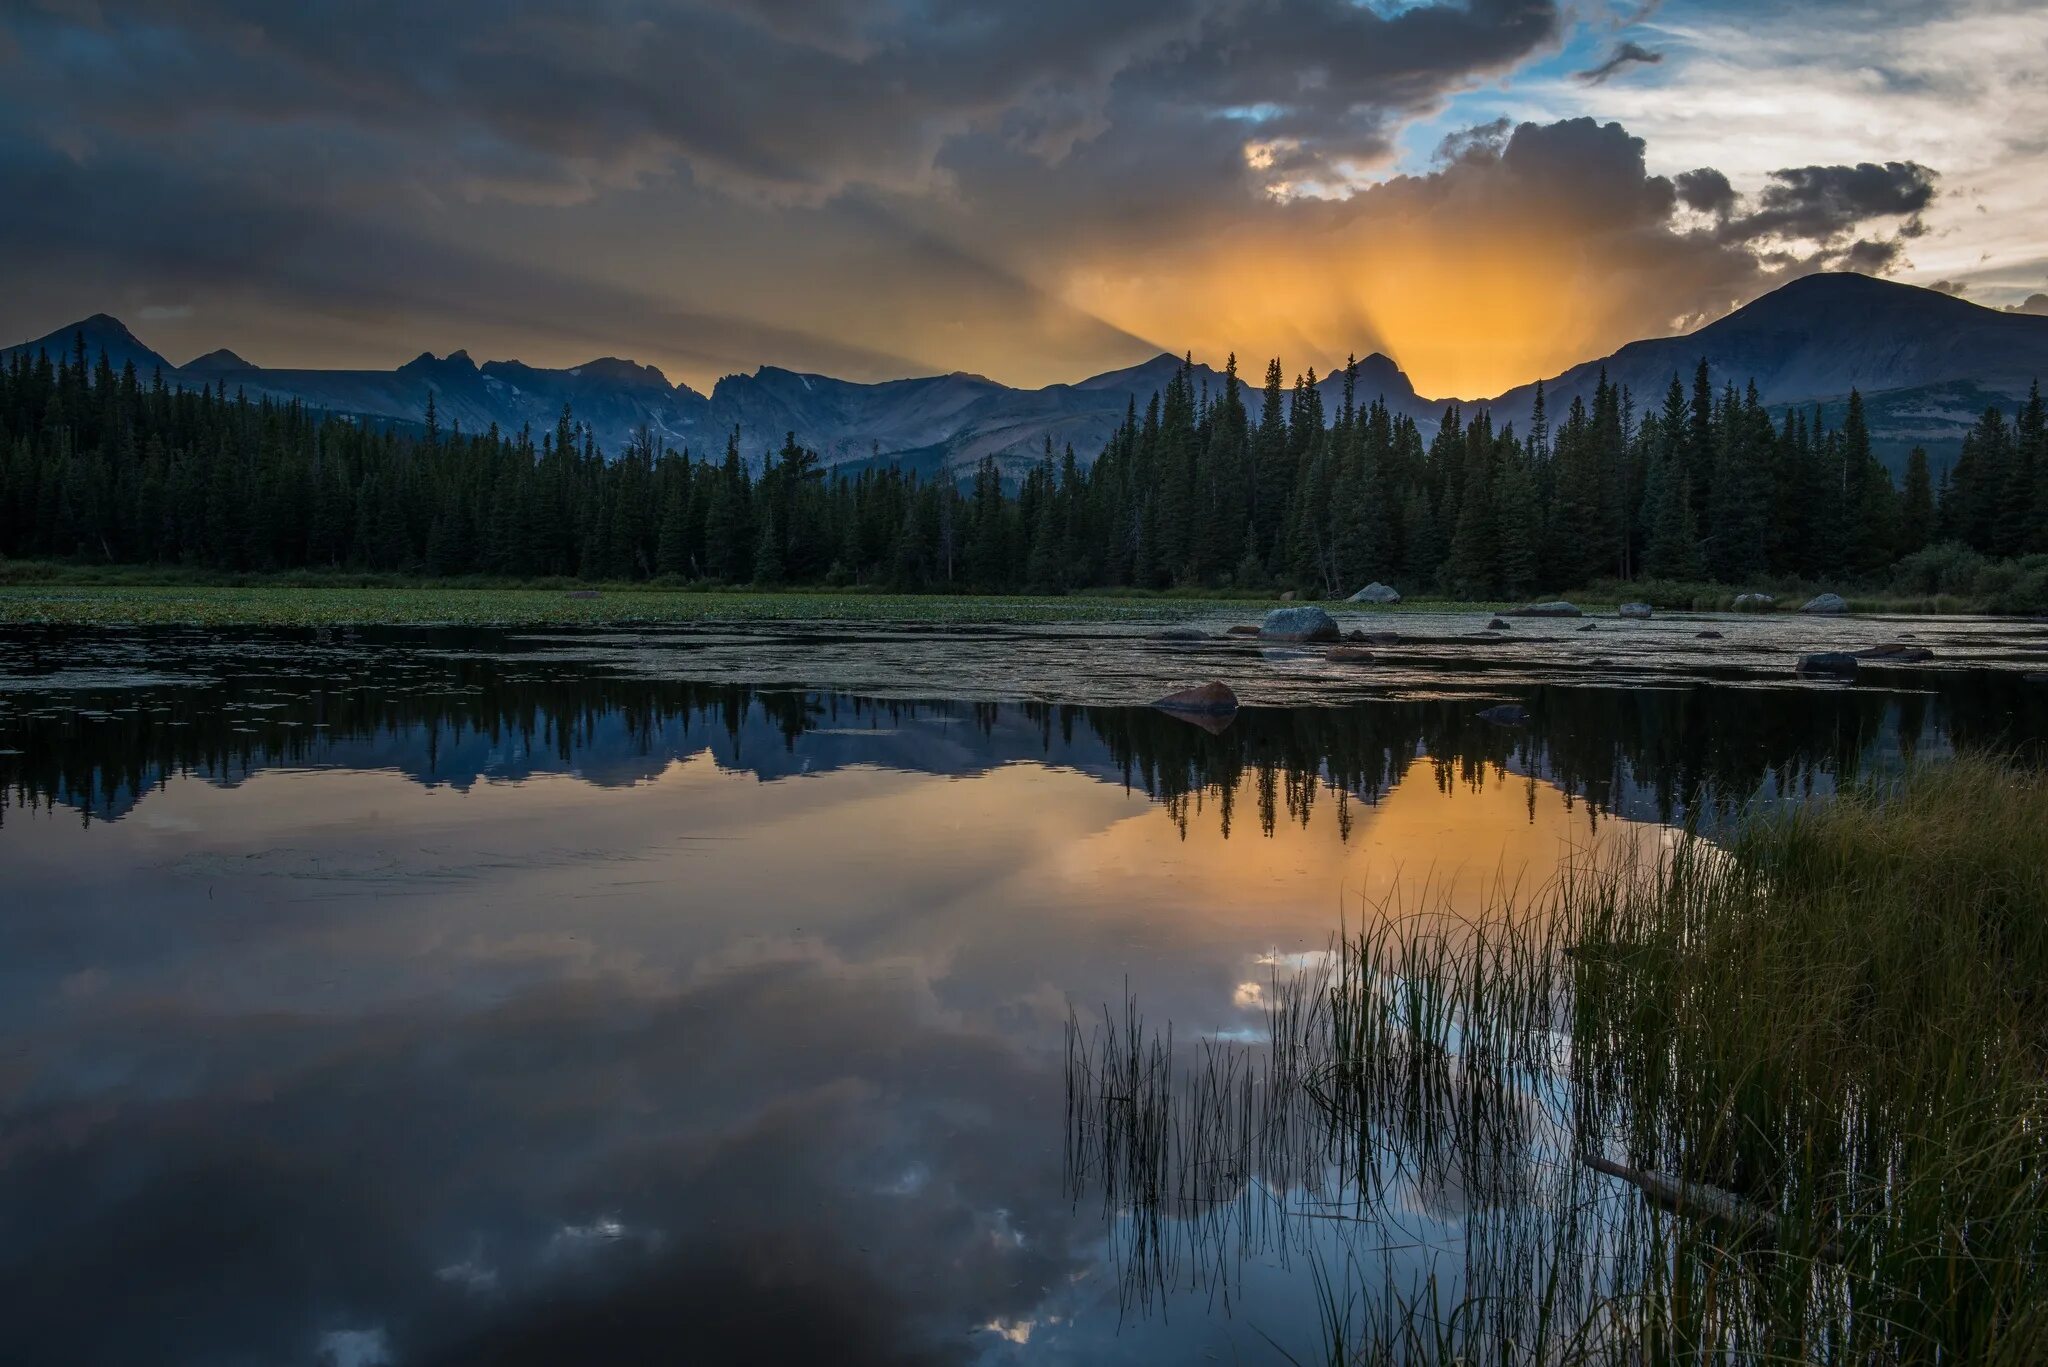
<box><xmin>8</xmin><ymin>274</ymin><xmax>2046</xmax><ymax>477</ymax></box>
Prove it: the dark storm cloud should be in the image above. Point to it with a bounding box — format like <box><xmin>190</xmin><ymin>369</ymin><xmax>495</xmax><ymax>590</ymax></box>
<box><xmin>9</xmin><ymin>0</ymin><xmax>1553</xmax><ymax>204</ymax></box>
<box><xmin>0</xmin><ymin>0</ymin><xmax>1573</xmax><ymax>379</ymax></box>
<box><xmin>1574</xmin><ymin>40</ymin><xmax>1664</xmax><ymax>84</ymax></box>
<box><xmin>1125</xmin><ymin>0</ymin><xmax>1560</xmax><ymax>180</ymax></box>
<box><xmin>1726</xmin><ymin>161</ymin><xmax>1938</xmax><ymax>245</ymax></box>
<box><xmin>1675</xmin><ymin>166</ymin><xmax>1738</xmax><ymax>217</ymax></box>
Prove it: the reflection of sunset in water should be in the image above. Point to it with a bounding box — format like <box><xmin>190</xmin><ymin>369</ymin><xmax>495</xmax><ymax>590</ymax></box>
<box><xmin>2</xmin><ymin>668</ymin><xmax>2002</xmax><ymax>1367</ymax></box>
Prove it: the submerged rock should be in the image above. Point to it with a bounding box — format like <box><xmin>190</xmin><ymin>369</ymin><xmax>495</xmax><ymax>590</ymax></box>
<box><xmin>1324</xmin><ymin>646</ymin><xmax>1376</xmax><ymax>663</ymax></box>
<box><xmin>1733</xmin><ymin>592</ymin><xmax>1776</xmax><ymax>611</ymax></box>
<box><xmin>1507</xmin><ymin>601</ymin><xmax>1582</xmax><ymax>618</ymax></box>
<box><xmin>1225</xmin><ymin>624</ymin><xmax>1262</xmax><ymax>637</ymax></box>
<box><xmin>1477</xmin><ymin>703</ymin><xmax>1530</xmax><ymax>725</ymax></box>
<box><xmin>1855</xmin><ymin>643</ymin><xmax>1934</xmax><ymax>662</ymax></box>
<box><xmin>1797</xmin><ymin>652</ymin><xmax>1859</xmax><ymax>676</ymax></box>
<box><xmin>1347</xmin><ymin>581</ymin><xmax>1402</xmax><ymax>604</ymax></box>
<box><xmin>1618</xmin><ymin>602</ymin><xmax>1653</xmax><ymax>620</ymax></box>
<box><xmin>1358</xmin><ymin>630</ymin><xmax>1402</xmax><ymax>646</ymax></box>
<box><xmin>1259</xmin><ymin>605</ymin><xmax>1341</xmax><ymax>642</ymax></box>
<box><xmin>1155</xmin><ymin>627</ymin><xmax>1207</xmax><ymax>642</ymax></box>
<box><xmin>1800</xmin><ymin>593</ymin><xmax>1849</xmax><ymax>615</ymax></box>
<box><xmin>1487</xmin><ymin>617</ymin><xmax>1511</xmax><ymax>630</ymax></box>
<box><xmin>1153</xmin><ymin>681</ymin><xmax>1239</xmax><ymax>716</ymax></box>
<box><xmin>1578</xmin><ymin>623</ymin><xmax>1599</xmax><ymax>632</ymax></box>
<box><xmin>1696</xmin><ymin>630</ymin><xmax>1724</xmax><ymax>639</ymax></box>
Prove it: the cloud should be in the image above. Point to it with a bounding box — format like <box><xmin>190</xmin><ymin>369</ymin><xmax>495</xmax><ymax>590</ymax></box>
<box><xmin>1727</xmin><ymin>161</ymin><xmax>1938</xmax><ymax>245</ymax></box>
<box><xmin>1000</xmin><ymin>115</ymin><xmax>1951</xmax><ymax>395</ymax></box>
<box><xmin>1928</xmin><ymin>279</ymin><xmax>1968</xmax><ymax>296</ymax></box>
<box><xmin>1674</xmin><ymin>167</ymin><xmax>1737</xmax><ymax>217</ymax></box>
<box><xmin>2007</xmin><ymin>293</ymin><xmax>2048</xmax><ymax>316</ymax></box>
<box><xmin>1575</xmin><ymin>41</ymin><xmax>1664</xmax><ymax>84</ymax></box>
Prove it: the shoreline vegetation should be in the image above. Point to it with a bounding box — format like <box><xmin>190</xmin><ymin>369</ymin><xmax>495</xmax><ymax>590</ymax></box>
<box><xmin>4</xmin><ymin>337</ymin><xmax>2045</xmax><ymax>619</ymax></box>
<box><xmin>1066</xmin><ymin>755</ymin><xmax>2048</xmax><ymax>1362</ymax></box>
<box><xmin>0</xmin><ymin>568</ymin><xmax>2003</xmax><ymax>627</ymax></box>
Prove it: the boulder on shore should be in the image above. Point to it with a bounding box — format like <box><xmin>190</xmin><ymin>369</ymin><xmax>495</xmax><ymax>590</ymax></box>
<box><xmin>1797</xmin><ymin>652</ymin><xmax>1859</xmax><ymax>676</ymax></box>
<box><xmin>1347</xmin><ymin>582</ymin><xmax>1402</xmax><ymax>605</ymax></box>
<box><xmin>1507</xmin><ymin>601</ymin><xmax>1582</xmax><ymax>618</ymax></box>
<box><xmin>1259</xmin><ymin>605</ymin><xmax>1341</xmax><ymax>642</ymax></box>
<box><xmin>1280</xmin><ymin>590</ymin><xmax>1297</xmax><ymax>602</ymax></box>
<box><xmin>1618</xmin><ymin>602</ymin><xmax>1653</xmax><ymax>620</ymax></box>
<box><xmin>1477</xmin><ymin>703</ymin><xmax>1530</xmax><ymax>725</ymax></box>
<box><xmin>1800</xmin><ymin>593</ymin><xmax>1849</xmax><ymax>615</ymax></box>
<box><xmin>1733</xmin><ymin>592</ymin><xmax>1775</xmax><ymax>611</ymax></box>
<box><xmin>1153</xmin><ymin>681</ymin><xmax>1239</xmax><ymax>716</ymax></box>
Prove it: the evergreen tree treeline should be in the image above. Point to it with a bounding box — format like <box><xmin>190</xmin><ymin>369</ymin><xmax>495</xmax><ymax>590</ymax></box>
<box><xmin>3</xmin><ymin>337</ymin><xmax>2044</xmax><ymax>593</ymax></box>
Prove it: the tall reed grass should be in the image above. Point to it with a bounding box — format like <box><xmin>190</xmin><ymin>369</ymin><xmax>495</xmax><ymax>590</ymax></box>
<box><xmin>1066</xmin><ymin>755</ymin><xmax>2048</xmax><ymax>1363</ymax></box>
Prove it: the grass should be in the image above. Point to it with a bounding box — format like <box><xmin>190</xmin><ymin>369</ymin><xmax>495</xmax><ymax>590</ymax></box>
<box><xmin>1067</xmin><ymin>755</ymin><xmax>2048</xmax><ymax>1363</ymax></box>
<box><xmin>0</xmin><ymin>557</ymin><xmax>2010</xmax><ymax>625</ymax></box>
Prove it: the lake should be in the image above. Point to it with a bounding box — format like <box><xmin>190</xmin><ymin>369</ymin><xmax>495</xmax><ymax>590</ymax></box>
<box><xmin>3</xmin><ymin>614</ymin><xmax>2045</xmax><ymax>1365</ymax></box>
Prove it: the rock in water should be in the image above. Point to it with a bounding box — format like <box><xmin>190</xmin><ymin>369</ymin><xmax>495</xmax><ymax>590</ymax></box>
<box><xmin>1733</xmin><ymin>592</ymin><xmax>1776</xmax><ymax>610</ymax></box>
<box><xmin>1855</xmin><ymin>643</ymin><xmax>1934</xmax><ymax>662</ymax></box>
<box><xmin>1155</xmin><ymin>627</ymin><xmax>1207</xmax><ymax>642</ymax></box>
<box><xmin>1153</xmin><ymin>681</ymin><xmax>1239</xmax><ymax>716</ymax></box>
<box><xmin>1324</xmin><ymin>646</ymin><xmax>1375</xmax><ymax>663</ymax></box>
<box><xmin>1507</xmin><ymin>601</ymin><xmax>1582</xmax><ymax>618</ymax></box>
<box><xmin>1347</xmin><ymin>582</ymin><xmax>1402</xmax><ymax>604</ymax></box>
<box><xmin>1696</xmin><ymin>630</ymin><xmax>1724</xmax><ymax>639</ymax></box>
<box><xmin>1487</xmin><ymin>618</ymin><xmax>1511</xmax><ymax>630</ymax></box>
<box><xmin>1797</xmin><ymin>652</ymin><xmax>1859</xmax><ymax>675</ymax></box>
<box><xmin>1259</xmin><ymin>606</ymin><xmax>1341</xmax><ymax>642</ymax></box>
<box><xmin>1225</xmin><ymin>624</ymin><xmax>1261</xmax><ymax>637</ymax></box>
<box><xmin>1477</xmin><ymin>703</ymin><xmax>1530</xmax><ymax>725</ymax></box>
<box><xmin>1618</xmin><ymin>602</ymin><xmax>1653</xmax><ymax>619</ymax></box>
<box><xmin>1800</xmin><ymin>593</ymin><xmax>1849</xmax><ymax>615</ymax></box>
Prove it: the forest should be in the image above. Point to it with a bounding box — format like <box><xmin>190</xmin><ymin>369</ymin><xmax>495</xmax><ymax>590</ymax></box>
<box><xmin>3</xmin><ymin>332</ymin><xmax>2045</xmax><ymax>600</ymax></box>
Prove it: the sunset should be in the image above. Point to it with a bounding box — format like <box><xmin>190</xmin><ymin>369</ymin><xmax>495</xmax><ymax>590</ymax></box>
<box><xmin>4</xmin><ymin>0</ymin><xmax>2044</xmax><ymax>394</ymax></box>
<box><xmin>5</xmin><ymin>3</ymin><xmax>2048</xmax><ymax>1365</ymax></box>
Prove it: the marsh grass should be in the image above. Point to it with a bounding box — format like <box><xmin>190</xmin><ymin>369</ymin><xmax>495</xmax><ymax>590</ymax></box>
<box><xmin>1066</xmin><ymin>756</ymin><xmax>2048</xmax><ymax>1362</ymax></box>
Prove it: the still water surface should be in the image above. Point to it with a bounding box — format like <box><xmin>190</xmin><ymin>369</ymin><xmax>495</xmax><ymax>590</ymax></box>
<box><xmin>2</xmin><ymin>623</ymin><xmax>2044</xmax><ymax>1365</ymax></box>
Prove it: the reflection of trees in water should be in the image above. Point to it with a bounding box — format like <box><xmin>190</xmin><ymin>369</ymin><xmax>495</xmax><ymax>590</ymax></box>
<box><xmin>1</xmin><ymin>643</ymin><xmax>2039</xmax><ymax>829</ymax></box>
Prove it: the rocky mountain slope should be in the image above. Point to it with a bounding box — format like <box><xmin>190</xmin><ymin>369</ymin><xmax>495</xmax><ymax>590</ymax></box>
<box><xmin>9</xmin><ymin>274</ymin><xmax>2044</xmax><ymax>476</ymax></box>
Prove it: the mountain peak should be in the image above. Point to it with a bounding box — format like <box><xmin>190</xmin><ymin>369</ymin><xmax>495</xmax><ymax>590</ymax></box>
<box><xmin>0</xmin><ymin>312</ymin><xmax>174</xmax><ymax>374</ymax></box>
<box><xmin>572</xmin><ymin>356</ymin><xmax>673</xmax><ymax>390</ymax></box>
<box><xmin>183</xmin><ymin>347</ymin><xmax>255</xmax><ymax>372</ymax></box>
<box><xmin>399</xmin><ymin>349</ymin><xmax>479</xmax><ymax>376</ymax></box>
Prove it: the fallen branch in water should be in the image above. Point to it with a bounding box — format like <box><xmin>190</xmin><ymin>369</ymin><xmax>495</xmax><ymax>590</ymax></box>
<box><xmin>1582</xmin><ymin>1154</ymin><xmax>1843</xmax><ymax>1261</ymax></box>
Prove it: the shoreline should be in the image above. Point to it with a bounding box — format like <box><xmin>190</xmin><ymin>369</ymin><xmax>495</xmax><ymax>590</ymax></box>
<box><xmin>0</xmin><ymin>580</ymin><xmax>2006</xmax><ymax>629</ymax></box>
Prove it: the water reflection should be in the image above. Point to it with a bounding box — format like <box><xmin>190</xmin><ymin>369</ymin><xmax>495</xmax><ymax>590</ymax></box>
<box><xmin>0</xmin><ymin>634</ymin><xmax>2043</xmax><ymax>1365</ymax></box>
<box><xmin>3</xmin><ymin>635</ymin><xmax>2040</xmax><ymax>832</ymax></box>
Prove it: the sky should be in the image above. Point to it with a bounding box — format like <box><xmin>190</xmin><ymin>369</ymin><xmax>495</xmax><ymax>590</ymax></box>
<box><xmin>2</xmin><ymin>0</ymin><xmax>2044</xmax><ymax>399</ymax></box>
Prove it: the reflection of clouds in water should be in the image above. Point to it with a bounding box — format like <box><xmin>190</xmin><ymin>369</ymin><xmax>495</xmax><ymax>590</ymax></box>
<box><xmin>317</xmin><ymin>1328</ymin><xmax>393</xmax><ymax>1367</ymax></box>
<box><xmin>0</xmin><ymin>938</ymin><xmax>1094</xmax><ymax>1365</ymax></box>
